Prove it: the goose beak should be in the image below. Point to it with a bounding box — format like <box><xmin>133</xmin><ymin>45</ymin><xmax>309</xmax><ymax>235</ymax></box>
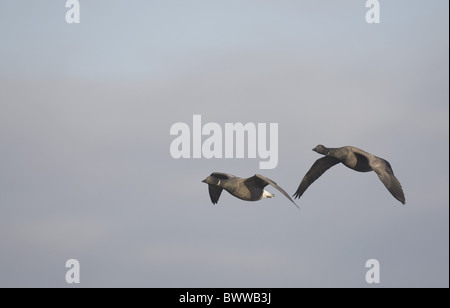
<box><xmin>202</xmin><ymin>179</ymin><xmax>206</xmax><ymax>183</ymax></box>
<box><xmin>312</xmin><ymin>148</ymin><xmax>317</xmax><ymax>152</ymax></box>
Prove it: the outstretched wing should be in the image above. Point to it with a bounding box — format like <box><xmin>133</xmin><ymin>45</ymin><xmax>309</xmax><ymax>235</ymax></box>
<box><xmin>208</xmin><ymin>185</ymin><xmax>224</xmax><ymax>204</ymax></box>
<box><xmin>246</xmin><ymin>174</ymin><xmax>299</xmax><ymax>208</ymax></box>
<box><xmin>372</xmin><ymin>159</ymin><xmax>406</xmax><ymax>205</ymax></box>
<box><xmin>293</xmin><ymin>156</ymin><xmax>340</xmax><ymax>199</ymax></box>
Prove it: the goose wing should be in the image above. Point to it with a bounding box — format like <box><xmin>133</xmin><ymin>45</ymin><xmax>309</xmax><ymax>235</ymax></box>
<box><xmin>245</xmin><ymin>174</ymin><xmax>299</xmax><ymax>208</ymax></box>
<box><xmin>208</xmin><ymin>185</ymin><xmax>223</xmax><ymax>204</ymax></box>
<box><xmin>372</xmin><ymin>158</ymin><xmax>406</xmax><ymax>204</ymax></box>
<box><xmin>293</xmin><ymin>156</ymin><xmax>340</xmax><ymax>199</ymax></box>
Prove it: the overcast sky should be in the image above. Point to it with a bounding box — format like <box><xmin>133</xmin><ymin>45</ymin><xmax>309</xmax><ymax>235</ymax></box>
<box><xmin>0</xmin><ymin>1</ymin><xmax>448</xmax><ymax>287</ymax></box>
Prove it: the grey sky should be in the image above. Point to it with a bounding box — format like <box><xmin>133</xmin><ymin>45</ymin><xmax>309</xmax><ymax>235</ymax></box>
<box><xmin>0</xmin><ymin>1</ymin><xmax>448</xmax><ymax>287</ymax></box>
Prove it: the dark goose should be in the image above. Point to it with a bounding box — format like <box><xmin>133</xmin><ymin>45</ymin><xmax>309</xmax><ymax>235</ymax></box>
<box><xmin>203</xmin><ymin>172</ymin><xmax>298</xmax><ymax>208</ymax></box>
<box><xmin>293</xmin><ymin>145</ymin><xmax>406</xmax><ymax>204</ymax></box>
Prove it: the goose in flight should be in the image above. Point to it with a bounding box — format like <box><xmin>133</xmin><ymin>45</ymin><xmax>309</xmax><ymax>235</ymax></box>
<box><xmin>293</xmin><ymin>145</ymin><xmax>406</xmax><ymax>204</ymax></box>
<box><xmin>203</xmin><ymin>172</ymin><xmax>298</xmax><ymax>208</ymax></box>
